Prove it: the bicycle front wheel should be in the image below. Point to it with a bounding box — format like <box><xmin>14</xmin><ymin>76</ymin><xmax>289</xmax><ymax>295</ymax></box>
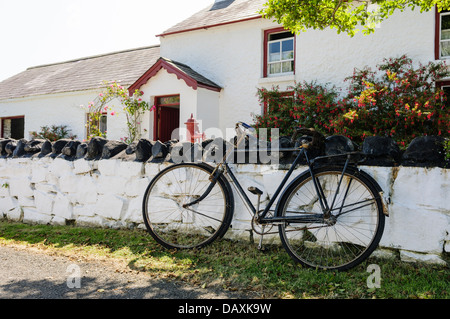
<box><xmin>142</xmin><ymin>163</ymin><xmax>234</xmax><ymax>250</ymax></box>
<box><xmin>278</xmin><ymin>166</ymin><xmax>385</xmax><ymax>271</ymax></box>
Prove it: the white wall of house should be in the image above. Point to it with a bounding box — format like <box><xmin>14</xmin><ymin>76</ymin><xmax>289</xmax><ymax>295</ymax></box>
<box><xmin>159</xmin><ymin>8</ymin><xmax>436</xmax><ymax>133</ymax></box>
<box><xmin>160</xmin><ymin>19</ymin><xmax>266</xmax><ymax>134</ymax></box>
<box><xmin>0</xmin><ymin>90</ymin><xmax>129</xmax><ymax>142</ymax></box>
<box><xmin>197</xmin><ymin>87</ymin><xmax>220</xmax><ymax>135</ymax></box>
<box><xmin>0</xmin><ymin>91</ymin><xmax>92</xmax><ymax>141</ymax></box>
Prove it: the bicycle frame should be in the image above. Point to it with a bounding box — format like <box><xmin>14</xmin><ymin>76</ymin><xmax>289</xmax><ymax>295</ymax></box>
<box><xmin>223</xmin><ymin>146</ymin><xmax>355</xmax><ymax>224</ymax></box>
<box><xmin>183</xmin><ymin>125</ymin><xmax>359</xmax><ymax>226</ymax></box>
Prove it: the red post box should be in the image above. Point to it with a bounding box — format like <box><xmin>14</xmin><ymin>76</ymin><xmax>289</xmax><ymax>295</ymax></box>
<box><xmin>184</xmin><ymin>114</ymin><xmax>205</xmax><ymax>143</ymax></box>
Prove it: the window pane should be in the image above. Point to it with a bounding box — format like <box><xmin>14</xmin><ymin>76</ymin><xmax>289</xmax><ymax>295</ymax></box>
<box><xmin>281</xmin><ymin>39</ymin><xmax>294</xmax><ymax>60</ymax></box>
<box><xmin>282</xmin><ymin>50</ymin><xmax>294</xmax><ymax>60</ymax></box>
<box><xmin>442</xmin><ymin>14</ymin><xmax>450</xmax><ymax>31</ymax></box>
<box><xmin>442</xmin><ymin>30</ymin><xmax>450</xmax><ymax>40</ymax></box>
<box><xmin>282</xmin><ymin>61</ymin><xmax>294</xmax><ymax>73</ymax></box>
<box><xmin>157</xmin><ymin>96</ymin><xmax>180</xmax><ymax>105</ymax></box>
<box><xmin>269</xmin><ymin>31</ymin><xmax>293</xmax><ymax>41</ymax></box>
<box><xmin>269</xmin><ymin>63</ymin><xmax>281</xmax><ymax>74</ymax></box>
<box><xmin>100</xmin><ymin>115</ymin><xmax>107</xmax><ymax>134</ymax></box>
<box><xmin>282</xmin><ymin>40</ymin><xmax>293</xmax><ymax>53</ymax></box>
<box><xmin>269</xmin><ymin>42</ymin><xmax>280</xmax><ymax>62</ymax></box>
<box><xmin>441</xmin><ymin>41</ymin><xmax>450</xmax><ymax>57</ymax></box>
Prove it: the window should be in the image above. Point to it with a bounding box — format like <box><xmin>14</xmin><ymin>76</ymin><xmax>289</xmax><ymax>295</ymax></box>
<box><xmin>1</xmin><ymin>116</ymin><xmax>24</xmax><ymax>139</ymax></box>
<box><xmin>436</xmin><ymin>9</ymin><xmax>450</xmax><ymax>59</ymax></box>
<box><xmin>86</xmin><ymin>113</ymin><xmax>107</xmax><ymax>138</ymax></box>
<box><xmin>441</xmin><ymin>83</ymin><xmax>450</xmax><ymax>107</ymax></box>
<box><xmin>440</xmin><ymin>11</ymin><xmax>450</xmax><ymax>58</ymax></box>
<box><xmin>264</xmin><ymin>28</ymin><xmax>295</xmax><ymax>77</ymax></box>
<box><xmin>262</xmin><ymin>91</ymin><xmax>294</xmax><ymax>115</ymax></box>
<box><xmin>99</xmin><ymin>114</ymin><xmax>107</xmax><ymax>134</ymax></box>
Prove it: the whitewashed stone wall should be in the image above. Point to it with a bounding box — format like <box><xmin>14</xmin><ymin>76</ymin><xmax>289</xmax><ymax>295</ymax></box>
<box><xmin>0</xmin><ymin>157</ymin><xmax>448</xmax><ymax>265</ymax></box>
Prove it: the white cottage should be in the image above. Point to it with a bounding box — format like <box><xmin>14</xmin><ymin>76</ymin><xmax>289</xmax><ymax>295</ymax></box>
<box><xmin>0</xmin><ymin>46</ymin><xmax>160</xmax><ymax>141</ymax></box>
<box><xmin>153</xmin><ymin>0</ymin><xmax>448</xmax><ymax>138</ymax></box>
<box><xmin>0</xmin><ymin>0</ymin><xmax>448</xmax><ymax>142</ymax></box>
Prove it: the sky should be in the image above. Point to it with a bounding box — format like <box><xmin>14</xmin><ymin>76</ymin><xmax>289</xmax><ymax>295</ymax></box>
<box><xmin>0</xmin><ymin>0</ymin><xmax>214</xmax><ymax>82</ymax></box>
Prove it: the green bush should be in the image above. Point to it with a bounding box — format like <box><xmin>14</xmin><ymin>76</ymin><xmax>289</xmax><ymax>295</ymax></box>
<box><xmin>30</xmin><ymin>125</ymin><xmax>77</xmax><ymax>142</ymax></box>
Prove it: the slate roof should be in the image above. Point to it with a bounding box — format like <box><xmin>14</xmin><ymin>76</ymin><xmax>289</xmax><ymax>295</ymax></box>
<box><xmin>161</xmin><ymin>58</ymin><xmax>221</xmax><ymax>89</ymax></box>
<box><xmin>159</xmin><ymin>0</ymin><xmax>266</xmax><ymax>36</ymax></box>
<box><xmin>0</xmin><ymin>45</ymin><xmax>161</xmax><ymax>101</ymax></box>
<box><xmin>129</xmin><ymin>57</ymin><xmax>221</xmax><ymax>93</ymax></box>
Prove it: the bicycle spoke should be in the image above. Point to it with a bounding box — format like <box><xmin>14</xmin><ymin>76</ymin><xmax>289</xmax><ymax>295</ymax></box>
<box><xmin>143</xmin><ymin>164</ymin><xmax>232</xmax><ymax>249</ymax></box>
<box><xmin>279</xmin><ymin>168</ymin><xmax>384</xmax><ymax>271</ymax></box>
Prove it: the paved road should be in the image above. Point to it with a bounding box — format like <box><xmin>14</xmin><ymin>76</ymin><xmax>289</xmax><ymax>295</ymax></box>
<box><xmin>0</xmin><ymin>245</ymin><xmax>252</xmax><ymax>299</ymax></box>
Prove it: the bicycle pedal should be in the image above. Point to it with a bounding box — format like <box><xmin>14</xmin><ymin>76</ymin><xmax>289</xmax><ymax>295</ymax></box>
<box><xmin>248</xmin><ymin>186</ymin><xmax>263</xmax><ymax>196</ymax></box>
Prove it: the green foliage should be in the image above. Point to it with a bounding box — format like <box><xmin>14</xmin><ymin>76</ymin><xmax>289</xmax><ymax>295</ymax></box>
<box><xmin>261</xmin><ymin>0</ymin><xmax>450</xmax><ymax>37</ymax></box>
<box><xmin>253</xmin><ymin>55</ymin><xmax>450</xmax><ymax>147</ymax></box>
<box><xmin>444</xmin><ymin>139</ymin><xmax>450</xmax><ymax>161</ymax></box>
<box><xmin>30</xmin><ymin>125</ymin><xmax>76</xmax><ymax>141</ymax></box>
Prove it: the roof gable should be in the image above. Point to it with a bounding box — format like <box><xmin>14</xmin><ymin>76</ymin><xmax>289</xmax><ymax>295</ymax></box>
<box><xmin>158</xmin><ymin>0</ymin><xmax>266</xmax><ymax>37</ymax></box>
<box><xmin>0</xmin><ymin>46</ymin><xmax>160</xmax><ymax>101</ymax></box>
<box><xmin>129</xmin><ymin>57</ymin><xmax>221</xmax><ymax>93</ymax></box>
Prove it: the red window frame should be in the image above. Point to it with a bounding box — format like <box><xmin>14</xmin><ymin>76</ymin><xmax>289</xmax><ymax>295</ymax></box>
<box><xmin>435</xmin><ymin>7</ymin><xmax>450</xmax><ymax>60</ymax></box>
<box><xmin>263</xmin><ymin>27</ymin><xmax>296</xmax><ymax>78</ymax></box>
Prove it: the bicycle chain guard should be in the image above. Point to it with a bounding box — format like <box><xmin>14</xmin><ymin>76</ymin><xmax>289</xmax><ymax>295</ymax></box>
<box><xmin>251</xmin><ymin>210</ymin><xmax>275</xmax><ymax>235</ymax></box>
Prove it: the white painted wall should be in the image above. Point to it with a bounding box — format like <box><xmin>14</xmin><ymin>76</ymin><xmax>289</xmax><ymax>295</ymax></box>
<box><xmin>197</xmin><ymin>87</ymin><xmax>220</xmax><ymax>135</ymax></box>
<box><xmin>160</xmin><ymin>8</ymin><xmax>437</xmax><ymax>132</ymax></box>
<box><xmin>0</xmin><ymin>157</ymin><xmax>448</xmax><ymax>264</ymax></box>
<box><xmin>0</xmin><ymin>90</ymin><xmax>129</xmax><ymax>142</ymax></box>
<box><xmin>0</xmin><ymin>91</ymin><xmax>91</xmax><ymax>141</ymax></box>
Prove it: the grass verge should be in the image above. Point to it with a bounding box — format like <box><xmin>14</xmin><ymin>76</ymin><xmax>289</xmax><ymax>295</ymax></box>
<box><xmin>0</xmin><ymin>219</ymin><xmax>448</xmax><ymax>299</ymax></box>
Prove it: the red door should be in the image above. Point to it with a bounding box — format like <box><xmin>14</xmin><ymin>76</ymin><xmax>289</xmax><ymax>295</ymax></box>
<box><xmin>159</xmin><ymin>107</ymin><xmax>179</xmax><ymax>142</ymax></box>
<box><xmin>154</xmin><ymin>95</ymin><xmax>180</xmax><ymax>142</ymax></box>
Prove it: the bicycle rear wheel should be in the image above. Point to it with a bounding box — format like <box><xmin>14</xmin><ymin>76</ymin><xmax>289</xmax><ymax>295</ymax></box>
<box><xmin>277</xmin><ymin>166</ymin><xmax>385</xmax><ymax>271</ymax></box>
<box><xmin>142</xmin><ymin>163</ymin><xmax>234</xmax><ymax>250</ymax></box>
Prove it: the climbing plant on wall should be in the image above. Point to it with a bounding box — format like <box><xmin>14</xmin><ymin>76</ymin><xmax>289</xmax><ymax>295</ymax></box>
<box><xmin>82</xmin><ymin>81</ymin><xmax>149</xmax><ymax>143</ymax></box>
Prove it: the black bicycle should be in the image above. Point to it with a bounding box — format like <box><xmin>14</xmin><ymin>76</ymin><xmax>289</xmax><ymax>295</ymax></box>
<box><xmin>142</xmin><ymin>122</ymin><xmax>388</xmax><ymax>271</ymax></box>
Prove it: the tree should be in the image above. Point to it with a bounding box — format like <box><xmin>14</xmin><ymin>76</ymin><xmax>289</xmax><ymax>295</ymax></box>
<box><xmin>260</xmin><ymin>0</ymin><xmax>450</xmax><ymax>37</ymax></box>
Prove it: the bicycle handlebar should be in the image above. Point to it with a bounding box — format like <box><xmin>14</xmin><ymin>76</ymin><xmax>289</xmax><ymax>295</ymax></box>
<box><xmin>235</xmin><ymin>122</ymin><xmax>324</xmax><ymax>148</ymax></box>
<box><xmin>236</xmin><ymin>121</ymin><xmax>255</xmax><ymax>132</ymax></box>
